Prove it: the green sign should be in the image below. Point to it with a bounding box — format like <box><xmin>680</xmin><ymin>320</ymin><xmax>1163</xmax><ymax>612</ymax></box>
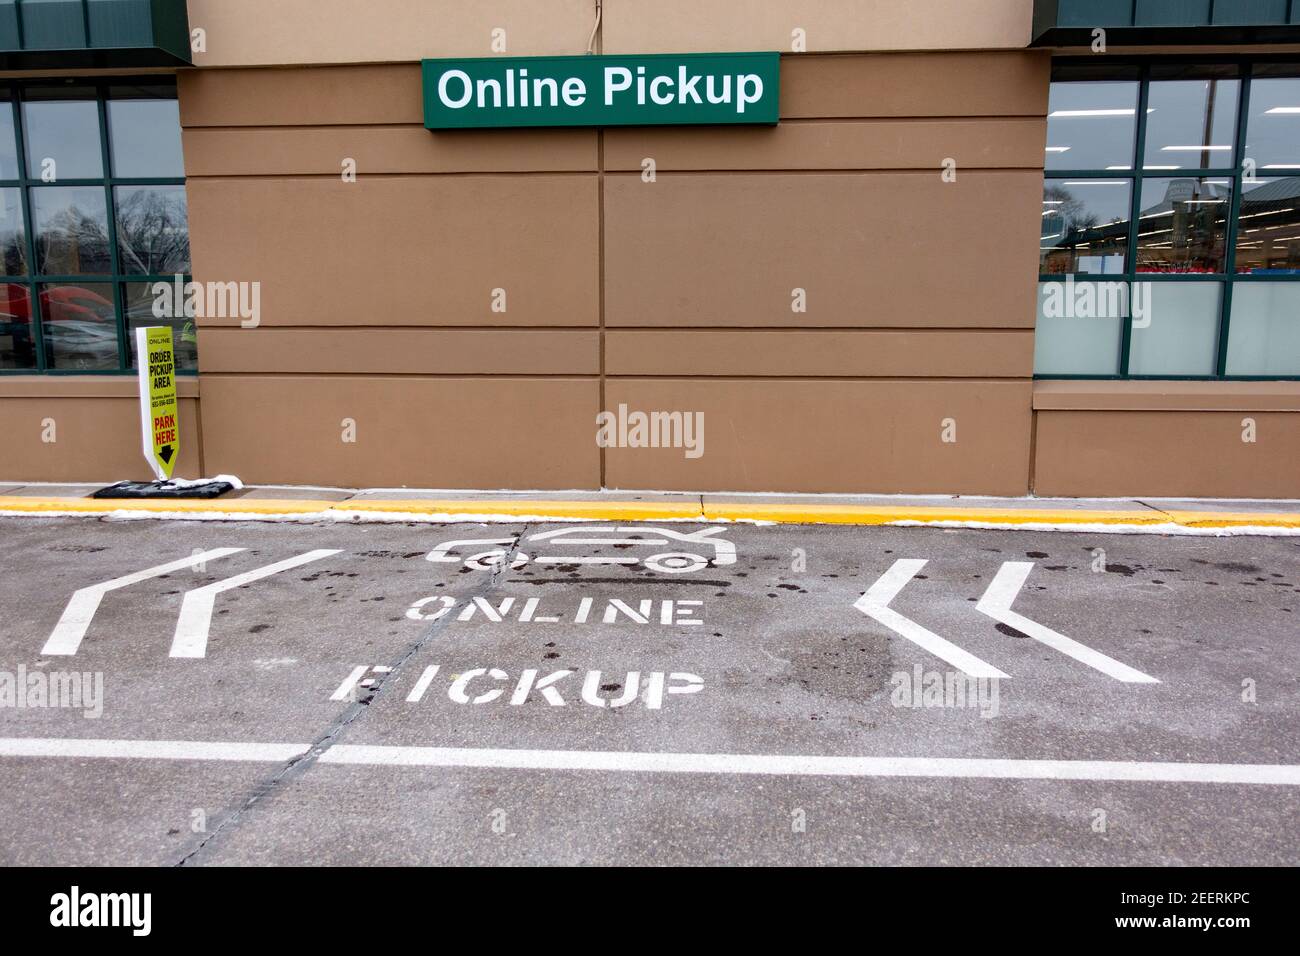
<box><xmin>422</xmin><ymin>52</ymin><xmax>780</xmax><ymax>130</ymax></box>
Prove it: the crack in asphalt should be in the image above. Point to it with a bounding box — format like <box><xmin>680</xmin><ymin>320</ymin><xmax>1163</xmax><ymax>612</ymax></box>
<box><xmin>173</xmin><ymin>525</ymin><xmax>530</xmax><ymax>866</ymax></box>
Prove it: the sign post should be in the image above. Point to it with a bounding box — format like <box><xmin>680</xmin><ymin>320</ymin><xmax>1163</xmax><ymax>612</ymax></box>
<box><xmin>136</xmin><ymin>326</ymin><xmax>179</xmax><ymax>481</ymax></box>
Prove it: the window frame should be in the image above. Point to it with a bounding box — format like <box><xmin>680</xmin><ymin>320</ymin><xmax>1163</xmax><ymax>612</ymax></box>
<box><xmin>0</xmin><ymin>76</ymin><xmax>190</xmax><ymax>377</ymax></box>
<box><xmin>1040</xmin><ymin>57</ymin><xmax>1300</xmax><ymax>382</ymax></box>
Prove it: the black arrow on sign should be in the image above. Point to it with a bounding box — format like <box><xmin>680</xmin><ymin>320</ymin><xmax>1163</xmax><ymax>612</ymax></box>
<box><xmin>159</xmin><ymin>445</ymin><xmax>174</xmax><ymax>464</ymax></box>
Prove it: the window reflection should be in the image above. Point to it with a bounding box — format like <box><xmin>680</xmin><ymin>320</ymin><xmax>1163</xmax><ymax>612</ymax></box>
<box><xmin>1236</xmin><ymin>177</ymin><xmax>1300</xmax><ymax>274</ymax></box>
<box><xmin>124</xmin><ymin>281</ymin><xmax>197</xmax><ymax>372</ymax></box>
<box><xmin>1045</xmin><ymin>81</ymin><xmax>1139</xmax><ymax>170</ymax></box>
<box><xmin>0</xmin><ymin>92</ymin><xmax>17</xmax><ymax>180</ymax></box>
<box><xmin>1142</xmin><ymin>74</ymin><xmax>1239</xmax><ymax>170</ymax></box>
<box><xmin>1244</xmin><ymin>75</ymin><xmax>1300</xmax><ymax>171</ymax></box>
<box><xmin>0</xmin><ymin>187</ymin><xmax>27</xmax><ymax>276</ymax></box>
<box><xmin>30</xmin><ymin>186</ymin><xmax>110</xmax><ymax>275</ymax></box>
<box><xmin>39</xmin><ymin>281</ymin><xmax>119</xmax><ymax>370</ymax></box>
<box><xmin>115</xmin><ymin>185</ymin><xmax>189</xmax><ymax>275</ymax></box>
<box><xmin>107</xmin><ymin>86</ymin><xmax>185</xmax><ymax>178</ymax></box>
<box><xmin>0</xmin><ymin>282</ymin><xmax>35</xmax><ymax>369</ymax></box>
<box><xmin>1135</xmin><ymin>177</ymin><xmax>1230</xmax><ymax>273</ymax></box>
<box><xmin>21</xmin><ymin>86</ymin><xmax>103</xmax><ymax>181</ymax></box>
<box><xmin>1040</xmin><ymin>179</ymin><xmax>1131</xmax><ymax>274</ymax></box>
<box><xmin>0</xmin><ymin>79</ymin><xmax>190</xmax><ymax>374</ymax></box>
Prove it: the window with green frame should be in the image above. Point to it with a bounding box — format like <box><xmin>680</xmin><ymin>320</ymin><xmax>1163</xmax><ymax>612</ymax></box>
<box><xmin>1037</xmin><ymin>60</ymin><xmax>1300</xmax><ymax>379</ymax></box>
<box><xmin>0</xmin><ymin>76</ymin><xmax>192</xmax><ymax>375</ymax></box>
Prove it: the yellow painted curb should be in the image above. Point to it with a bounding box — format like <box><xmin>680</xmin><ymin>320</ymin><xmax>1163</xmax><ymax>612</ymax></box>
<box><xmin>1164</xmin><ymin>510</ymin><xmax>1300</xmax><ymax>529</ymax></box>
<box><xmin>334</xmin><ymin>499</ymin><xmax>703</xmax><ymax>521</ymax></box>
<box><xmin>700</xmin><ymin>503</ymin><xmax>1169</xmax><ymax>526</ymax></box>
<box><xmin>0</xmin><ymin>495</ymin><xmax>1296</xmax><ymax>531</ymax></box>
<box><xmin>0</xmin><ymin>496</ymin><xmax>330</xmax><ymax>514</ymax></box>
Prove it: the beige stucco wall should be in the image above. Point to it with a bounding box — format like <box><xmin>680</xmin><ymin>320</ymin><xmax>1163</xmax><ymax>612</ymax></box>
<box><xmin>184</xmin><ymin>0</ymin><xmax>1035</xmax><ymax>66</ymax></box>
<box><xmin>0</xmin><ymin>379</ymin><xmax>202</xmax><ymax>483</ymax></box>
<box><xmin>175</xmin><ymin>50</ymin><xmax>1047</xmax><ymax>491</ymax></box>
<box><xmin>1032</xmin><ymin>383</ymin><xmax>1300</xmax><ymax>498</ymax></box>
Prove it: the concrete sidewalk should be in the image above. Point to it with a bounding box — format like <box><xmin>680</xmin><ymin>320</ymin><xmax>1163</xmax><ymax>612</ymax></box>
<box><xmin>0</xmin><ymin>482</ymin><xmax>1298</xmax><ymax>532</ymax></box>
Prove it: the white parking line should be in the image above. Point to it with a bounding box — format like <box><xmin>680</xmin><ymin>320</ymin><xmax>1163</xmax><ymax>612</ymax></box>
<box><xmin>170</xmin><ymin>549</ymin><xmax>343</xmax><ymax>659</ymax></box>
<box><xmin>319</xmin><ymin>746</ymin><xmax>1300</xmax><ymax>785</ymax></box>
<box><xmin>42</xmin><ymin>549</ymin><xmax>246</xmax><ymax>657</ymax></box>
<box><xmin>977</xmin><ymin>562</ymin><xmax>1160</xmax><ymax>683</ymax></box>
<box><xmin>0</xmin><ymin>737</ymin><xmax>308</xmax><ymax>762</ymax></box>
<box><xmin>855</xmin><ymin>559</ymin><xmax>1010</xmax><ymax>679</ymax></box>
<box><xmin>2</xmin><ymin>737</ymin><xmax>1297</xmax><ymax>785</ymax></box>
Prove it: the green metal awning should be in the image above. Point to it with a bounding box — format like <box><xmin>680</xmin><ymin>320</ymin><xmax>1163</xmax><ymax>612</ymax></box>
<box><xmin>0</xmin><ymin>0</ymin><xmax>191</xmax><ymax>69</ymax></box>
<box><xmin>1032</xmin><ymin>0</ymin><xmax>1300</xmax><ymax>46</ymax></box>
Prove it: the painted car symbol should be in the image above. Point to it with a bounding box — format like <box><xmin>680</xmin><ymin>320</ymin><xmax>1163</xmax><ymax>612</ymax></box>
<box><xmin>426</xmin><ymin>526</ymin><xmax>737</xmax><ymax>574</ymax></box>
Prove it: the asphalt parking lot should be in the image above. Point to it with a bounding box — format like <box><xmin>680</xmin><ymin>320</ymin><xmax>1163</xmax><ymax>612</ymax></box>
<box><xmin>0</xmin><ymin>515</ymin><xmax>1296</xmax><ymax>865</ymax></box>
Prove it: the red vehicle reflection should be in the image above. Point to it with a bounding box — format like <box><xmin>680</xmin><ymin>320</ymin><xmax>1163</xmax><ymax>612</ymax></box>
<box><xmin>0</xmin><ymin>283</ymin><xmax>117</xmax><ymax>368</ymax></box>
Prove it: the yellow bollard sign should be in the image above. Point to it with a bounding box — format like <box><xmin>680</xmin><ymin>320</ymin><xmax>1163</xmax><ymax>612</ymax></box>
<box><xmin>136</xmin><ymin>326</ymin><xmax>179</xmax><ymax>480</ymax></box>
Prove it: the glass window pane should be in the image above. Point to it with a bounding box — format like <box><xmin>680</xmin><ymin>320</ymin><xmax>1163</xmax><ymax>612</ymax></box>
<box><xmin>125</xmin><ymin>281</ymin><xmax>197</xmax><ymax>373</ymax></box>
<box><xmin>1142</xmin><ymin>77</ymin><xmax>1240</xmax><ymax>170</ymax></box>
<box><xmin>1236</xmin><ymin>176</ymin><xmax>1300</xmax><ymax>274</ymax></box>
<box><xmin>39</xmin><ymin>281</ymin><xmax>119</xmax><ymax>370</ymax></box>
<box><xmin>107</xmin><ymin>85</ymin><xmax>183</xmax><ymax>178</ymax></box>
<box><xmin>0</xmin><ymin>282</ymin><xmax>35</xmax><ymax>369</ymax></box>
<box><xmin>1041</xmin><ymin>179</ymin><xmax>1131</xmax><ymax>274</ymax></box>
<box><xmin>30</xmin><ymin>185</ymin><xmax>110</xmax><ymax>275</ymax></box>
<box><xmin>115</xmin><ymin>185</ymin><xmax>189</xmax><ymax>275</ymax></box>
<box><xmin>1226</xmin><ymin>283</ymin><xmax>1300</xmax><ymax>375</ymax></box>
<box><xmin>22</xmin><ymin>86</ymin><xmax>103</xmax><ymax>181</ymax></box>
<box><xmin>1033</xmin><ymin>280</ymin><xmax>1124</xmax><ymax>375</ymax></box>
<box><xmin>1127</xmin><ymin>281</ymin><xmax>1222</xmax><ymax>375</ymax></box>
<box><xmin>1045</xmin><ymin>81</ymin><xmax>1139</xmax><ymax>170</ymax></box>
<box><xmin>0</xmin><ymin>92</ymin><xmax>18</xmax><ymax>180</ymax></box>
<box><xmin>1244</xmin><ymin>75</ymin><xmax>1300</xmax><ymax>172</ymax></box>
<box><xmin>0</xmin><ymin>186</ymin><xmax>27</xmax><ymax>276</ymax></box>
<box><xmin>1135</xmin><ymin>177</ymin><xmax>1230</xmax><ymax>273</ymax></box>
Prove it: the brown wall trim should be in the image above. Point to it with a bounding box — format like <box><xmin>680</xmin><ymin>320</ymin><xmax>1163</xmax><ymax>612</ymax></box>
<box><xmin>603</xmin><ymin>118</ymin><xmax>1046</xmax><ymax>172</ymax></box>
<box><xmin>178</xmin><ymin>53</ymin><xmax>1049</xmax><ymax>128</ymax></box>
<box><xmin>183</xmin><ymin>1</ymin><xmax>1035</xmax><ymax>67</ymax></box>
<box><xmin>0</xmin><ymin>377</ymin><xmax>200</xmax><ymax>399</ymax></box>
<box><xmin>182</xmin><ymin>127</ymin><xmax>598</xmax><ymax>177</ymax></box>
<box><xmin>1034</xmin><ymin>381</ymin><xmax>1300</xmax><ymax>412</ymax></box>
<box><xmin>606</xmin><ymin>330</ymin><xmax>1033</xmax><ymax>378</ymax></box>
<box><xmin>198</xmin><ymin>329</ymin><xmax>600</xmax><ymax>376</ymax></box>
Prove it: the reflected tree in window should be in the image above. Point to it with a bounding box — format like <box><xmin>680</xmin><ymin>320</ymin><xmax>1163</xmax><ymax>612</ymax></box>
<box><xmin>115</xmin><ymin>186</ymin><xmax>189</xmax><ymax>276</ymax></box>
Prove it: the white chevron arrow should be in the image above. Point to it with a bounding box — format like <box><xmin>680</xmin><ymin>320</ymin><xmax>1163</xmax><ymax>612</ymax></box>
<box><xmin>170</xmin><ymin>549</ymin><xmax>343</xmax><ymax>658</ymax></box>
<box><xmin>855</xmin><ymin>559</ymin><xmax>1010</xmax><ymax>679</ymax></box>
<box><xmin>977</xmin><ymin>562</ymin><xmax>1159</xmax><ymax>684</ymax></box>
<box><xmin>42</xmin><ymin>549</ymin><xmax>246</xmax><ymax>656</ymax></box>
